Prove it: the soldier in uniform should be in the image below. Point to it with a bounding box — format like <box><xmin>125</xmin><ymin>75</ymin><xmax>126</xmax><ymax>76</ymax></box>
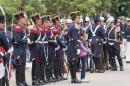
<box><xmin>66</xmin><ymin>11</ymin><xmax>81</xmax><ymax>83</ymax></box>
<box><xmin>44</xmin><ymin>15</ymin><xmax>56</xmax><ymax>82</ymax></box>
<box><xmin>82</xmin><ymin>16</ymin><xmax>90</xmax><ymax>33</ymax></box>
<box><xmin>87</xmin><ymin>15</ymin><xmax>106</xmax><ymax>73</ymax></box>
<box><xmin>100</xmin><ymin>16</ymin><xmax>109</xmax><ymax>71</ymax></box>
<box><xmin>120</xmin><ymin>17</ymin><xmax>127</xmax><ymax>59</ymax></box>
<box><xmin>0</xmin><ymin>15</ymin><xmax>10</xmax><ymax>86</ymax></box>
<box><xmin>12</xmin><ymin>12</ymin><xmax>31</xmax><ymax>86</ymax></box>
<box><xmin>38</xmin><ymin>15</ymin><xmax>48</xmax><ymax>84</ymax></box>
<box><xmin>51</xmin><ymin>16</ymin><xmax>66</xmax><ymax>80</ymax></box>
<box><xmin>125</xmin><ymin>18</ymin><xmax>130</xmax><ymax>63</ymax></box>
<box><xmin>29</xmin><ymin>14</ymin><xmax>44</xmax><ymax>85</ymax></box>
<box><xmin>106</xmin><ymin>17</ymin><xmax>124</xmax><ymax>71</ymax></box>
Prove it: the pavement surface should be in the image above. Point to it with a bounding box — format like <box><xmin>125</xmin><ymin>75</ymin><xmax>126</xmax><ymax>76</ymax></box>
<box><xmin>10</xmin><ymin>60</ymin><xmax>130</xmax><ymax>86</ymax></box>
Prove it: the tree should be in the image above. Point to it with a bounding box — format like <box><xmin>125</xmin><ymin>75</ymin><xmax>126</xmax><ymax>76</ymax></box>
<box><xmin>0</xmin><ymin>0</ymin><xmax>130</xmax><ymax>24</ymax></box>
<box><xmin>0</xmin><ymin>0</ymin><xmax>47</xmax><ymax>24</ymax></box>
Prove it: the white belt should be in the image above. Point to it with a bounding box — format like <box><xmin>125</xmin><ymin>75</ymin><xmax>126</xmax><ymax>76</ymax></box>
<box><xmin>37</xmin><ymin>41</ymin><xmax>48</xmax><ymax>44</ymax></box>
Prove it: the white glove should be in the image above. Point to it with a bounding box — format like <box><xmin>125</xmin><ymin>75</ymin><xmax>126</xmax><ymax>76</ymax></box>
<box><xmin>7</xmin><ymin>47</ymin><xmax>14</xmax><ymax>53</ymax></box>
<box><xmin>55</xmin><ymin>46</ymin><xmax>60</xmax><ymax>51</ymax></box>
<box><xmin>27</xmin><ymin>38</ymin><xmax>31</xmax><ymax>44</ymax></box>
<box><xmin>77</xmin><ymin>49</ymin><xmax>80</xmax><ymax>55</ymax></box>
<box><xmin>17</xmin><ymin>56</ymin><xmax>20</xmax><ymax>60</ymax></box>
<box><xmin>63</xmin><ymin>47</ymin><xmax>67</xmax><ymax>51</ymax></box>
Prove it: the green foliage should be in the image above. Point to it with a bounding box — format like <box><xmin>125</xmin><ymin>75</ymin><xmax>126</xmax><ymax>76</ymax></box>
<box><xmin>0</xmin><ymin>0</ymin><xmax>130</xmax><ymax>25</ymax></box>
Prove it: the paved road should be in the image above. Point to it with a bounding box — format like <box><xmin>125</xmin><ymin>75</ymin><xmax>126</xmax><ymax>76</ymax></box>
<box><xmin>10</xmin><ymin>61</ymin><xmax>130</xmax><ymax>86</ymax></box>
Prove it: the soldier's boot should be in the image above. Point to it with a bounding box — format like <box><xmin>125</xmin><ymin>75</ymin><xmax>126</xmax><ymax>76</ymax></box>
<box><xmin>111</xmin><ymin>59</ymin><xmax>117</xmax><ymax>71</ymax></box>
<box><xmin>43</xmin><ymin>79</ymin><xmax>48</xmax><ymax>83</ymax></box>
<box><xmin>32</xmin><ymin>80</ymin><xmax>40</xmax><ymax>86</ymax></box>
<box><xmin>71</xmin><ymin>78</ymin><xmax>82</xmax><ymax>83</ymax></box>
<box><xmin>55</xmin><ymin>76</ymin><xmax>61</xmax><ymax>81</ymax></box>
<box><xmin>118</xmin><ymin>57</ymin><xmax>124</xmax><ymax>71</ymax></box>
<box><xmin>22</xmin><ymin>82</ymin><xmax>31</xmax><ymax>86</ymax></box>
<box><xmin>59</xmin><ymin>75</ymin><xmax>68</xmax><ymax>80</ymax></box>
<box><xmin>39</xmin><ymin>80</ymin><xmax>45</xmax><ymax>85</ymax></box>
<box><xmin>111</xmin><ymin>66</ymin><xmax>117</xmax><ymax>71</ymax></box>
<box><xmin>48</xmin><ymin>77</ymin><xmax>56</xmax><ymax>82</ymax></box>
<box><xmin>95</xmin><ymin>69</ymin><xmax>104</xmax><ymax>73</ymax></box>
<box><xmin>16</xmin><ymin>83</ymin><xmax>24</xmax><ymax>86</ymax></box>
<box><xmin>99</xmin><ymin>66</ymin><xmax>105</xmax><ymax>73</ymax></box>
<box><xmin>120</xmin><ymin>66</ymin><xmax>124</xmax><ymax>71</ymax></box>
<box><xmin>111</xmin><ymin>63</ymin><xmax>118</xmax><ymax>71</ymax></box>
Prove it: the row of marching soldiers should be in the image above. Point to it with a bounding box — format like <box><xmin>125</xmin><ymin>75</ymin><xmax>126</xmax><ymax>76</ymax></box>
<box><xmin>12</xmin><ymin>12</ymin><xmax>69</xmax><ymax>86</ymax></box>
<box><xmin>0</xmin><ymin>10</ymin><xmax>130</xmax><ymax>86</ymax></box>
<box><xmin>0</xmin><ymin>10</ymin><xmax>68</xmax><ymax>86</ymax></box>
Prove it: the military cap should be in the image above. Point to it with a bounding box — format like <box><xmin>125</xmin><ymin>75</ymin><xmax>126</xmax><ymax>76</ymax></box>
<box><xmin>52</xmin><ymin>15</ymin><xmax>60</xmax><ymax>25</ymax></box>
<box><xmin>75</xmin><ymin>11</ymin><xmax>80</xmax><ymax>16</ymax></box>
<box><xmin>41</xmin><ymin>15</ymin><xmax>47</xmax><ymax>23</ymax></box>
<box><xmin>31</xmin><ymin>14</ymin><xmax>40</xmax><ymax>24</ymax></box>
<box><xmin>14</xmin><ymin>11</ymin><xmax>27</xmax><ymax>21</ymax></box>
<box><xmin>70</xmin><ymin>11</ymin><xmax>80</xmax><ymax>21</ymax></box>
<box><xmin>46</xmin><ymin>15</ymin><xmax>51</xmax><ymax>21</ymax></box>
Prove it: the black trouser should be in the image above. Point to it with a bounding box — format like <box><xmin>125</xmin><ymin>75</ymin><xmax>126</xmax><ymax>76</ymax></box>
<box><xmin>77</xmin><ymin>58</ymin><xmax>81</xmax><ymax>71</ymax></box>
<box><xmin>53</xmin><ymin>59</ymin><xmax>60</xmax><ymax>78</ymax></box>
<box><xmin>0</xmin><ymin>79</ymin><xmax>2</xmax><ymax>86</ymax></box>
<box><xmin>53</xmin><ymin>58</ymin><xmax>63</xmax><ymax>78</ymax></box>
<box><xmin>93</xmin><ymin>56</ymin><xmax>101</xmax><ymax>70</ymax></box>
<box><xmin>107</xmin><ymin>44</ymin><xmax>123</xmax><ymax>68</ymax></box>
<box><xmin>91</xmin><ymin>43</ymin><xmax>103</xmax><ymax>71</ymax></box>
<box><xmin>2</xmin><ymin>60</ymin><xmax>9</xmax><ymax>86</ymax></box>
<box><xmin>2</xmin><ymin>67</ymin><xmax>9</xmax><ymax>86</ymax></box>
<box><xmin>1</xmin><ymin>78</ymin><xmax>9</xmax><ymax>86</ymax></box>
<box><xmin>46</xmin><ymin>59</ymin><xmax>53</xmax><ymax>79</ymax></box>
<box><xmin>0</xmin><ymin>77</ymin><xmax>9</xmax><ymax>86</ymax></box>
<box><xmin>39</xmin><ymin>63</ymin><xmax>46</xmax><ymax>81</ymax></box>
<box><xmin>68</xmin><ymin>60</ymin><xmax>77</xmax><ymax>80</ymax></box>
<box><xmin>0</xmin><ymin>68</ymin><xmax>9</xmax><ymax>86</ymax></box>
<box><xmin>32</xmin><ymin>61</ymin><xmax>40</xmax><ymax>81</ymax></box>
<box><xmin>16</xmin><ymin>63</ymin><xmax>26</xmax><ymax>84</ymax></box>
<box><xmin>101</xmin><ymin>44</ymin><xmax>109</xmax><ymax>70</ymax></box>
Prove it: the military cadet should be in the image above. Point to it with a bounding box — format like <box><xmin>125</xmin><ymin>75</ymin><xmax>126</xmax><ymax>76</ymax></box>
<box><xmin>29</xmin><ymin>14</ymin><xmax>43</xmax><ymax>85</ymax></box>
<box><xmin>38</xmin><ymin>15</ymin><xmax>48</xmax><ymax>84</ymax></box>
<box><xmin>51</xmin><ymin>16</ymin><xmax>61</xmax><ymax>80</ymax></box>
<box><xmin>0</xmin><ymin>14</ymin><xmax>10</xmax><ymax>86</ymax></box>
<box><xmin>82</xmin><ymin>16</ymin><xmax>90</xmax><ymax>33</ymax></box>
<box><xmin>116</xmin><ymin>17</ymin><xmax>127</xmax><ymax>59</ymax></box>
<box><xmin>100</xmin><ymin>16</ymin><xmax>109</xmax><ymax>71</ymax></box>
<box><xmin>106</xmin><ymin>17</ymin><xmax>124</xmax><ymax>71</ymax></box>
<box><xmin>41</xmin><ymin>15</ymin><xmax>52</xmax><ymax>83</ymax></box>
<box><xmin>44</xmin><ymin>15</ymin><xmax>56</xmax><ymax>82</ymax></box>
<box><xmin>66</xmin><ymin>11</ymin><xmax>81</xmax><ymax>83</ymax></box>
<box><xmin>52</xmin><ymin>15</ymin><xmax>67</xmax><ymax>80</ymax></box>
<box><xmin>125</xmin><ymin>18</ymin><xmax>130</xmax><ymax>63</ymax></box>
<box><xmin>87</xmin><ymin>15</ymin><xmax>106</xmax><ymax>73</ymax></box>
<box><xmin>12</xmin><ymin>11</ymin><xmax>30</xmax><ymax>86</ymax></box>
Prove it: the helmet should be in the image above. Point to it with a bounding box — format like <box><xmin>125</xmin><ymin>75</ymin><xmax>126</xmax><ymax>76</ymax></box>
<box><xmin>100</xmin><ymin>16</ymin><xmax>105</xmax><ymax>22</ymax></box>
<box><xmin>60</xmin><ymin>19</ymin><xmax>66</xmax><ymax>24</ymax></box>
<box><xmin>93</xmin><ymin>15</ymin><xmax>100</xmax><ymax>22</ymax></box>
<box><xmin>106</xmin><ymin>17</ymin><xmax>115</xmax><ymax>23</ymax></box>
<box><xmin>66</xmin><ymin>19</ymin><xmax>72</xmax><ymax>23</ymax></box>
<box><xmin>85</xmin><ymin>16</ymin><xmax>90</xmax><ymax>21</ymax></box>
